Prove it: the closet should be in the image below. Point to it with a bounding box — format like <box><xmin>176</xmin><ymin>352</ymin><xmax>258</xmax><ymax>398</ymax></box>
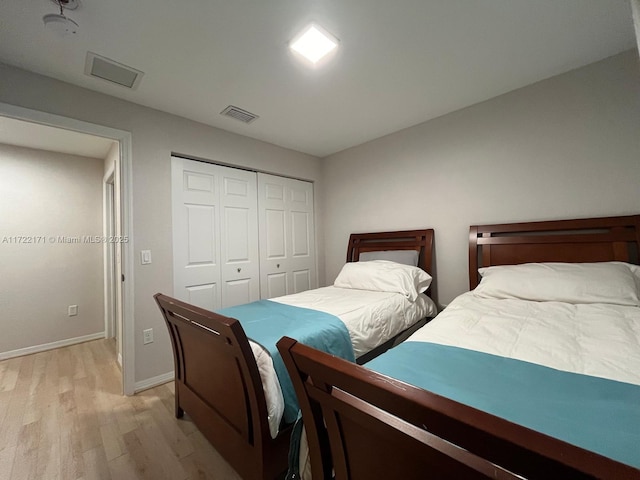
<box><xmin>171</xmin><ymin>156</ymin><xmax>316</xmax><ymax>310</ymax></box>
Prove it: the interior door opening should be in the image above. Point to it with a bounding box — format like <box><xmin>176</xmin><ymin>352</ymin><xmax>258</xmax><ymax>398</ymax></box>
<box><xmin>0</xmin><ymin>102</ymin><xmax>134</xmax><ymax>395</ymax></box>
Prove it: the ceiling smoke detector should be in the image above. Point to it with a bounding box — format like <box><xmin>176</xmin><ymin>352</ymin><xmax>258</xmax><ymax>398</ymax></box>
<box><xmin>43</xmin><ymin>0</ymin><xmax>79</xmax><ymax>35</ymax></box>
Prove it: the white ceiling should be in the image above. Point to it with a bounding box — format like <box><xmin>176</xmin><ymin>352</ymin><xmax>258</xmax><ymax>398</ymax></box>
<box><xmin>0</xmin><ymin>116</ymin><xmax>116</xmax><ymax>159</ymax></box>
<box><xmin>0</xmin><ymin>1</ymin><xmax>636</xmax><ymax>157</ymax></box>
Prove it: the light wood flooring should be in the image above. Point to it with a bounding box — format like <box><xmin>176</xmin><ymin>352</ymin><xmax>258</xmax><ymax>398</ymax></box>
<box><xmin>0</xmin><ymin>339</ymin><xmax>243</xmax><ymax>480</ymax></box>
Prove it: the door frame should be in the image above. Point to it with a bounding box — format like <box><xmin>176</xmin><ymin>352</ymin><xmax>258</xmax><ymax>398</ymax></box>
<box><xmin>103</xmin><ymin>169</ymin><xmax>123</xmax><ymax>368</ymax></box>
<box><xmin>103</xmin><ymin>169</ymin><xmax>117</xmax><ymax>342</ymax></box>
<box><xmin>0</xmin><ymin>101</ymin><xmax>136</xmax><ymax>395</ymax></box>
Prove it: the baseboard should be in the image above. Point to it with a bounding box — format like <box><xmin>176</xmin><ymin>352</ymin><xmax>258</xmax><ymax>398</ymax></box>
<box><xmin>134</xmin><ymin>371</ymin><xmax>174</xmax><ymax>393</ymax></box>
<box><xmin>0</xmin><ymin>332</ymin><xmax>106</xmax><ymax>361</ymax></box>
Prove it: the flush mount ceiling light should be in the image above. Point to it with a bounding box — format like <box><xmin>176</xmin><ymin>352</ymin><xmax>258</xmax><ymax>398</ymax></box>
<box><xmin>43</xmin><ymin>0</ymin><xmax>79</xmax><ymax>35</ymax></box>
<box><xmin>290</xmin><ymin>24</ymin><xmax>338</xmax><ymax>64</ymax></box>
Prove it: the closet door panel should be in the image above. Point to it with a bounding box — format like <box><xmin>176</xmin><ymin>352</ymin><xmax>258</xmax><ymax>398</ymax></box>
<box><xmin>292</xmin><ymin>270</ymin><xmax>311</xmax><ymax>294</ymax></box>
<box><xmin>291</xmin><ymin>211</ymin><xmax>311</xmax><ymax>257</ymax></box>
<box><xmin>265</xmin><ymin>210</ymin><xmax>286</xmax><ymax>259</ymax></box>
<box><xmin>186</xmin><ymin>284</ymin><xmax>218</xmax><ymax>312</ymax></box>
<box><xmin>258</xmin><ymin>175</ymin><xmax>288</xmax><ymax>297</ymax></box>
<box><xmin>224</xmin><ymin>278</ymin><xmax>253</xmax><ymax>307</ymax></box>
<box><xmin>219</xmin><ymin>167</ymin><xmax>260</xmax><ymax>308</ymax></box>
<box><xmin>265</xmin><ymin>182</ymin><xmax>285</xmax><ymax>202</ymax></box>
<box><xmin>173</xmin><ymin>158</ymin><xmax>260</xmax><ymax>309</ymax></box>
<box><xmin>288</xmin><ymin>179</ymin><xmax>316</xmax><ymax>294</ymax></box>
<box><xmin>186</xmin><ymin>205</ymin><xmax>216</xmax><ymax>262</ymax></box>
<box><xmin>265</xmin><ymin>272</ymin><xmax>288</xmax><ymax>298</ymax></box>
<box><xmin>258</xmin><ymin>173</ymin><xmax>316</xmax><ymax>298</ymax></box>
<box><xmin>223</xmin><ymin>207</ymin><xmax>251</xmax><ymax>262</ymax></box>
<box><xmin>172</xmin><ymin>157</ymin><xmax>222</xmax><ymax>309</ymax></box>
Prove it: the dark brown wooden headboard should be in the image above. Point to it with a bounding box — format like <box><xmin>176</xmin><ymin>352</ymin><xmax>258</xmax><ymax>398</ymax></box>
<box><xmin>469</xmin><ymin>215</ymin><xmax>640</xmax><ymax>289</ymax></box>
<box><xmin>347</xmin><ymin>229</ymin><xmax>434</xmax><ymax>278</ymax></box>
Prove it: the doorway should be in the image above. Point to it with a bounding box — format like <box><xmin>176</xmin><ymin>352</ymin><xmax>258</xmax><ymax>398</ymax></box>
<box><xmin>0</xmin><ymin>102</ymin><xmax>135</xmax><ymax>395</ymax></box>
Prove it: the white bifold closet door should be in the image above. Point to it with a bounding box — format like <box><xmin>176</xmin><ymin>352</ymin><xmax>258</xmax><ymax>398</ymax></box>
<box><xmin>258</xmin><ymin>173</ymin><xmax>317</xmax><ymax>298</ymax></box>
<box><xmin>172</xmin><ymin>157</ymin><xmax>260</xmax><ymax>310</ymax></box>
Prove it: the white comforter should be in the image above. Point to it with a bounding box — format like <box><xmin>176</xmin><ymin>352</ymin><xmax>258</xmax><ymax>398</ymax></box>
<box><xmin>273</xmin><ymin>286</ymin><xmax>436</xmax><ymax>357</ymax></box>
<box><xmin>298</xmin><ymin>291</ymin><xmax>640</xmax><ymax>479</ymax></box>
<box><xmin>408</xmin><ymin>292</ymin><xmax>640</xmax><ymax>386</ymax></box>
<box><xmin>250</xmin><ymin>286</ymin><xmax>437</xmax><ymax>438</ymax></box>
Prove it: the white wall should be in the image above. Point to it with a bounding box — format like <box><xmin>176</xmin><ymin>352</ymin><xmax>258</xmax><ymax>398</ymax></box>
<box><xmin>0</xmin><ymin>143</ymin><xmax>104</xmax><ymax>355</ymax></box>
<box><xmin>322</xmin><ymin>50</ymin><xmax>640</xmax><ymax>306</ymax></box>
<box><xmin>633</xmin><ymin>0</ymin><xmax>640</xmax><ymax>56</ymax></box>
<box><xmin>0</xmin><ymin>62</ymin><xmax>323</xmax><ymax>384</ymax></box>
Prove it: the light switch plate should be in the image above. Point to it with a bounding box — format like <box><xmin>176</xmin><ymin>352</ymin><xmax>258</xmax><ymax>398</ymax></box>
<box><xmin>141</xmin><ymin>250</ymin><xmax>152</xmax><ymax>265</ymax></box>
<box><xmin>143</xmin><ymin>328</ymin><xmax>153</xmax><ymax>344</ymax></box>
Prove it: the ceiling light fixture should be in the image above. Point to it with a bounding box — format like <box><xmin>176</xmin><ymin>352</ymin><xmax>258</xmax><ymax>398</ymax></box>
<box><xmin>43</xmin><ymin>0</ymin><xmax>79</xmax><ymax>36</ymax></box>
<box><xmin>290</xmin><ymin>24</ymin><xmax>338</xmax><ymax>65</ymax></box>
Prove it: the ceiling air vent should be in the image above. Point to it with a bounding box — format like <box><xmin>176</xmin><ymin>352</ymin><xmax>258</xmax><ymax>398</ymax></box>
<box><xmin>220</xmin><ymin>105</ymin><xmax>259</xmax><ymax>124</ymax></box>
<box><xmin>84</xmin><ymin>52</ymin><xmax>144</xmax><ymax>89</ymax></box>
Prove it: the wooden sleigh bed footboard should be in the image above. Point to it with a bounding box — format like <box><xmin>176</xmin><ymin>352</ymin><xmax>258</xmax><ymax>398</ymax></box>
<box><xmin>154</xmin><ymin>294</ymin><xmax>292</xmax><ymax>480</ymax></box>
<box><xmin>277</xmin><ymin>336</ymin><xmax>638</xmax><ymax>479</ymax></box>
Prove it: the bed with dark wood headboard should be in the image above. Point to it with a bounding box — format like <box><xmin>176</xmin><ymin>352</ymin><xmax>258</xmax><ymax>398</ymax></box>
<box><xmin>154</xmin><ymin>229</ymin><xmax>435</xmax><ymax>480</ymax></box>
<box><xmin>278</xmin><ymin>215</ymin><xmax>640</xmax><ymax>479</ymax></box>
<box><xmin>469</xmin><ymin>214</ymin><xmax>640</xmax><ymax>288</ymax></box>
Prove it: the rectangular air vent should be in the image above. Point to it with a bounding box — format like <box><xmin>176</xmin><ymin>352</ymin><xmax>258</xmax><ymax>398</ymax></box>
<box><xmin>84</xmin><ymin>52</ymin><xmax>144</xmax><ymax>89</ymax></box>
<box><xmin>220</xmin><ymin>105</ymin><xmax>259</xmax><ymax>124</ymax></box>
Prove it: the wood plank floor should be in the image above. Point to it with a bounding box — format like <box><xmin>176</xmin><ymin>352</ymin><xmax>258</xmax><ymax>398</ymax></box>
<box><xmin>0</xmin><ymin>339</ymin><xmax>243</xmax><ymax>480</ymax></box>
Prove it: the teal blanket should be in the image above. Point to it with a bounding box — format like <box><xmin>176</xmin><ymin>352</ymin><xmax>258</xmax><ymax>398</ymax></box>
<box><xmin>366</xmin><ymin>341</ymin><xmax>640</xmax><ymax>469</ymax></box>
<box><xmin>217</xmin><ymin>300</ymin><xmax>355</xmax><ymax>424</ymax></box>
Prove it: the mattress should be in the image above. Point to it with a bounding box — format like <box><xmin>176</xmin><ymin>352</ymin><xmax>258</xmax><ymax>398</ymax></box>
<box><xmin>250</xmin><ymin>286</ymin><xmax>437</xmax><ymax>438</ymax></box>
<box><xmin>408</xmin><ymin>291</ymin><xmax>640</xmax><ymax>386</ymax></box>
<box><xmin>298</xmin><ymin>291</ymin><xmax>640</xmax><ymax>478</ymax></box>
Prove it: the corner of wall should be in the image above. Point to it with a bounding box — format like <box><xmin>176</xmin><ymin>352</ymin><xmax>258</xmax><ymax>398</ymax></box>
<box><xmin>632</xmin><ymin>1</ymin><xmax>640</xmax><ymax>58</ymax></box>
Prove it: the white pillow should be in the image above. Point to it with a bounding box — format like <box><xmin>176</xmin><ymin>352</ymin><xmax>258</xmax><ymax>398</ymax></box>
<box><xmin>474</xmin><ymin>262</ymin><xmax>640</xmax><ymax>306</ymax></box>
<box><xmin>334</xmin><ymin>260</ymin><xmax>432</xmax><ymax>301</ymax></box>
